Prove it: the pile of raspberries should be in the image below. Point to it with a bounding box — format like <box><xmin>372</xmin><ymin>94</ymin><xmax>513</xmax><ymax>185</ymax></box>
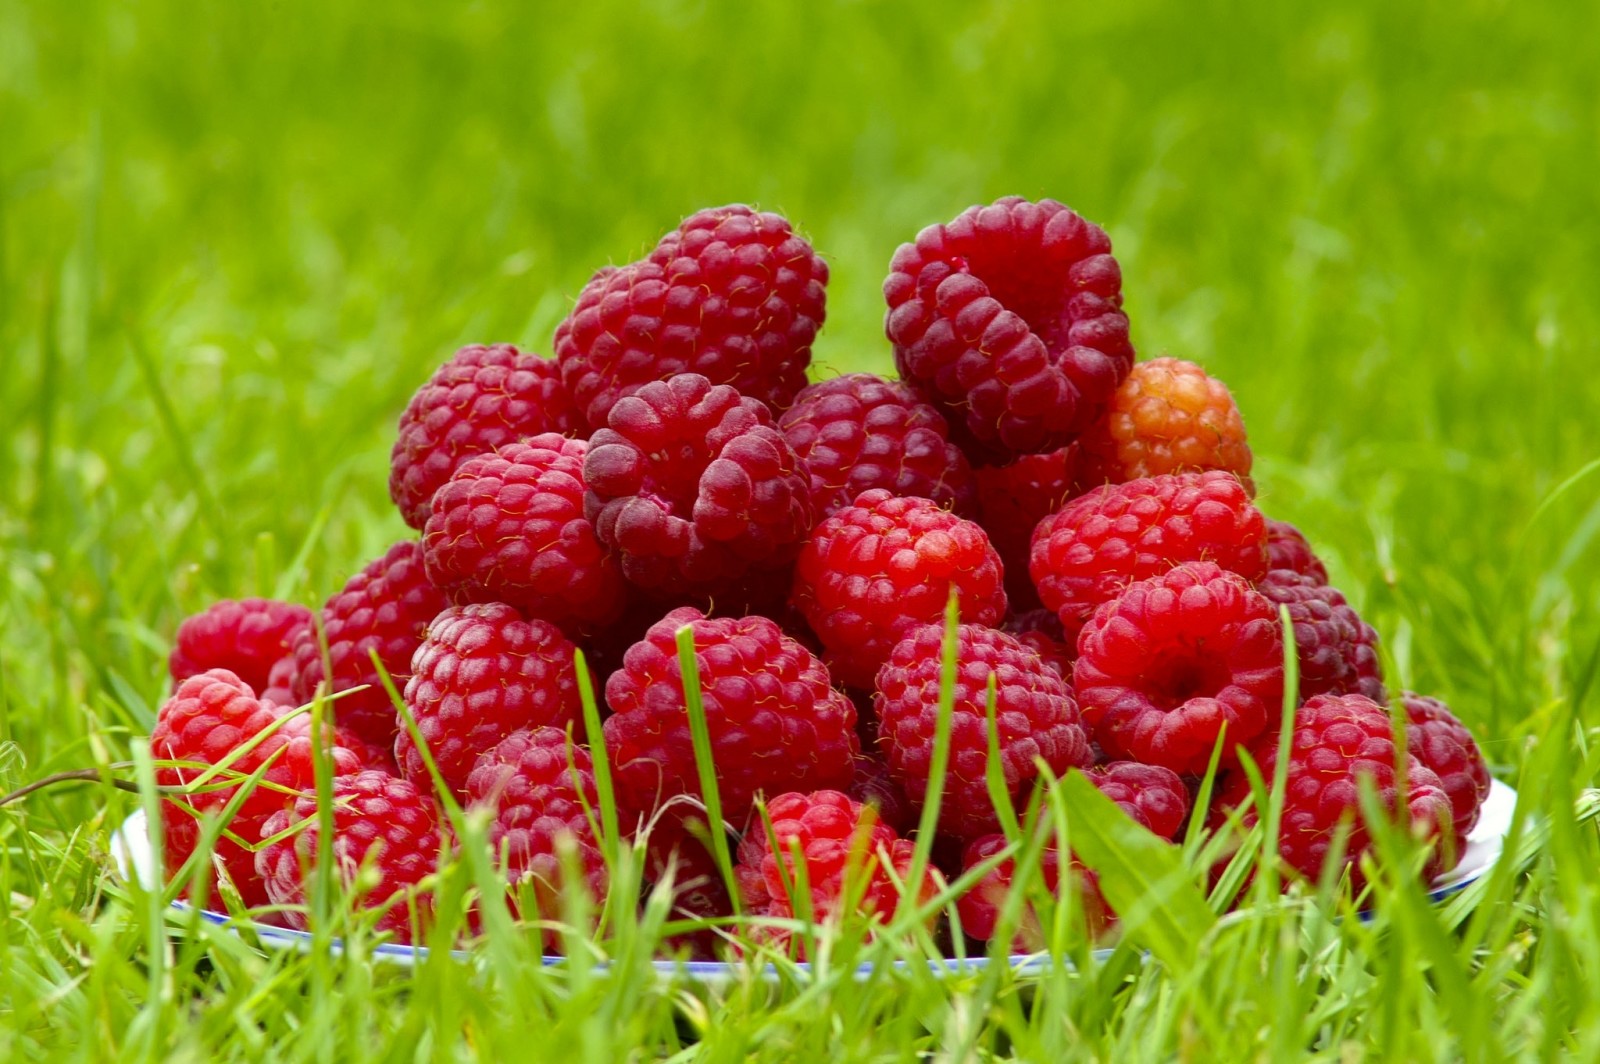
<box><xmin>150</xmin><ymin>199</ymin><xmax>1490</xmax><ymax>954</ymax></box>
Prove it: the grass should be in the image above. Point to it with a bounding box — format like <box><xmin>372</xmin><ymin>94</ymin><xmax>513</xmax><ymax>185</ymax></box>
<box><xmin>2</xmin><ymin>0</ymin><xmax>1599</xmax><ymax>1058</ymax></box>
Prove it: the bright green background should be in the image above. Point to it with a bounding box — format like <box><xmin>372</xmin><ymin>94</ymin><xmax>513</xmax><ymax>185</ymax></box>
<box><xmin>3</xmin><ymin>1</ymin><xmax>1600</xmax><ymax>1059</ymax></box>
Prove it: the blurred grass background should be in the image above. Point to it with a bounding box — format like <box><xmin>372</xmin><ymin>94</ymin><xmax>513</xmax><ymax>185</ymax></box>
<box><xmin>1</xmin><ymin>1</ymin><xmax>1598</xmax><ymax>1052</ymax></box>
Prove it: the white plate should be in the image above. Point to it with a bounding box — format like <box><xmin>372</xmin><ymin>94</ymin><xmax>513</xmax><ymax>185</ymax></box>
<box><xmin>110</xmin><ymin>778</ymin><xmax>1518</xmax><ymax>975</ymax></box>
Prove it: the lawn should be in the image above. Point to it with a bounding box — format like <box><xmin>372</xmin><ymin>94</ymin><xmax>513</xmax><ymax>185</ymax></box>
<box><xmin>3</xmin><ymin>0</ymin><xmax>1600</xmax><ymax>1059</ymax></box>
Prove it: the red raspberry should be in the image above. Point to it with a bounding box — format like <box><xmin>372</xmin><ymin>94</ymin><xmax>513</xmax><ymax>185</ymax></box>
<box><xmin>844</xmin><ymin>752</ymin><xmax>915</xmax><ymax>834</ymax></box>
<box><xmin>874</xmin><ymin>623</ymin><xmax>1090</xmax><ymax>840</ymax></box>
<box><xmin>464</xmin><ymin>727</ymin><xmax>606</xmax><ymax>920</ymax></box>
<box><xmin>422</xmin><ymin>434</ymin><xmax>628</xmax><ymax>637</ymax></box>
<box><xmin>955</xmin><ymin>762</ymin><xmax>1188</xmax><ymax>945</ymax></box>
<box><xmin>1257</xmin><ymin>570</ymin><xmax>1385</xmax><ymax>703</ymax></box>
<box><xmin>1076</xmin><ymin>358</ymin><xmax>1253</xmax><ymax>489</ymax></box>
<box><xmin>261</xmin><ymin>654</ymin><xmax>300</xmax><ymax>708</ymax></box>
<box><xmin>974</xmin><ymin>445</ymin><xmax>1082</xmax><ymax>611</ymax></box>
<box><xmin>792</xmin><ymin>489</ymin><xmax>1007</xmax><ymax>689</ymax></box>
<box><xmin>1401</xmin><ymin>692</ymin><xmax>1490</xmax><ymax>836</ymax></box>
<box><xmin>389</xmin><ymin>345</ymin><xmax>578</xmax><ymax>529</ymax></box>
<box><xmin>602</xmin><ymin>607</ymin><xmax>858</xmax><ymax>820</ymax></box>
<box><xmin>777</xmin><ymin>373</ymin><xmax>976</xmax><ymax>521</ymax></box>
<box><xmin>256</xmin><ymin>770</ymin><xmax>442</xmax><ymax>943</ymax></box>
<box><xmin>1215</xmin><ymin>693</ymin><xmax>1459</xmax><ymax>888</ymax></box>
<box><xmin>151</xmin><ymin>670</ymin><xmax>363</xmax><ymax>909</ymax></box>
<box><xmin>638</xmin><ymin>807</ymin><xmax>737</xmax><ymax>959</ymax></box>
<box><xmin>396</xmin><ymin>603</ymin><xmax>582</xmax><ymax>796</ymax></box>
<box><xmin>1264</xmin><ymin>519</ymin><xmax>1330</xmax><ymax>584</ymax></box>
<box><xmin>733</xmin><ymin>790</ymin><xmax>931</xmax><ymax>934</ymax></box>
<box><xmin>555</xmin><ymin>205</ymin><xmax>827</xmax><ymax>430</ymax></box>
<box><xmin>169</xmin><ymin>598</ymin><xmax>314</xmax><ymax>695</ymax></box>
<box><xmin>1030</xmin><ymin>470</ymin><xmax>1267</xmax><ymax>634</ymax></box>
<box><xmin>289</xmin><ymin>541</ymin><xmax>449</xmax><ymax>751</ymax></box>
<box><xmin>884</xmin><ymin>197</ymin><xmax>1133</xmax><ymax>462</ymax></box>
<box><xmin>584</xmin><ymin>374</ymin><xmax>813</xmax><ymax>597</ymax></box>
<box><xmin>1074</xmin><ymin>562</ymin><xmax>1283</xmax><ymax>775</ymax></box>
<box><xmin>1000</xmin><ymin>608</ymin><xmax>1075</xmax><ymax>678</ymax></box>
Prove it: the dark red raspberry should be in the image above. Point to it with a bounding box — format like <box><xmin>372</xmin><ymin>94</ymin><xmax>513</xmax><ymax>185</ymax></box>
<box><xmin>734</xmin><ymin>790</ymin><xmax>931</xmax><ymax>934</ymax></box>
<box><xmin>884</xmin><ymin>197</ymin><xmax>1133</xmax><ymax>462</ymax></box>
<box><xmin>974</xmin><ymin>445</ymin><xmax>1082</xmax><ymax>611</ymax></box>
<box><xmin>1000</xmin><ymin>608</ymin><xmax>1075</xmax><ymax>678</ymax></box>
<box><xmin>792</xmin><ymin>489</ymin><xmax>1007</xmax><ymax>689</ymax></box>
<box><xmin>289</xmin><ymin>541</ymin><xmax>449</xmax><ymax>751</ymax></box>
<box><xmin>151</xmin><ymin>670</ymin><xmax>362</xmax><ymax>909</ymax></box>
<box><xmin>637</xmin><ymin>806</ymin><xmax>737</xmax><ymax>959</ymax></box>
<box><xmin>844</xmin><ymin>752</ymin><xmax>915</xmax><ymax>834</ymax></box>
<box><xmin>422</xmin><ymin>434</ymin><xmax>628</xmax><ymax>638</ymax></box>
<box><xmin>555</xmin><ymin>205</ymin><xmax>827</xmax><ymax>431</ymax></box>
<box><xmin>584</xmin><ymin>374</ymin><xmax>812</xmax><ymax>597</ymax></box>
<box><xmin>463</xmin><ymin>727</ymin><xmax>606</xmax><ymax>920</ymax></box>
<box><xmin>396</xmin><ymin>603</ymin><xmax>582</xmax><ymax>796</ymax></box>
<box><xmin>1076</xmin><ymin>358</ymin><xmax>1253</xmax><ymax>489</ymax></box>
<box><xmin>1215</xmin><ymin>693</ymin><xmax>1459</xmax><ymax>888</ymax></box>
<box><xmin>1074</xmin><ymin>562</ymin><xmax>1283</xmax><ymax>775</ymax></box>
<box><xmin>1257</xmin><ymin>570</ymin><xmax>1385</xmax><ymax>703</ymax></box>
<box><xmin>256</xmin><ymin>770</ymin><xmax>441</xmax><ymax>943</ymax></box>
<box><xmin>169</xmin><ymin>598</ymin><xmax>314</xmax><ymax>695</ymax></box>
<box><xmin>777</xmin><ymin>373</ymin><xmax>976</xmax><ymax>521</ymax></box>
<box><xmin>1265</xmin><ymin>519</ymin><xmax>1330</xmax><ymax>584</ymax></box>
<box><xmin>602</xmin><ymin>607</ymin><xmax>858</xmax><ymax>820</ymax></box>
<box><xmin>389</xmin><ymin>344</ymin><xmax>579</xmax><ymax>529</ymax></box>
<box><xmin>956</xmin><ymin>762</ymin><xmax>1188</xmax><ymax>945</ymax></box>
<box><xmin>874</xmin><ymin>623</ymin><xmax>1090</xmax><ymax>840</ymax></box>
<box><xmin>1030</xmin><ymin>470</ymin><xmax>1267</xmax><ymax>635</ymax></box>
<box><xmin>1401</xmin><ymin>692</ymin><xmax>1489</xmax><ymax>836</ymax></box>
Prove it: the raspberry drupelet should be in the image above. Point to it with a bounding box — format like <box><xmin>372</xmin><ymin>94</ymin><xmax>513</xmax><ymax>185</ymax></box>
<box><xmin>288</xmin><ymin>540</ymin><xmax>450</xmax><ymax>752</ymax></box>
<box><xmin>1073</xmin><ymin>562</ymin><xmax>1284</xmax><ymax>775</ymax></box>
<box><xmin>1257</xmin><ymin>569</ymin><xmax>1385</xmax><ymax>704</ymax></box>
<box><xmin>422</xmin><ymin>434</ymin><xmax>629</xmax><ymax>638</ymax></box>
<box><xmin>1214</xmin><ymin>693</ymin><xmax>1460</xmax><ymax>889</ymax></box>
<box><xmin>792</xmin><ymin>489</ymin><xmax>1008</xmax><ymax>689</ymax></box>
<box><xmin>778</xmin><ymin>372</ymin><xmax>977</xmax><ymax>521</ymax></box>
<box><xmin>169</xmin><ymin>597</ymin><xmax>314</xmax><ymax>696</ymax></box>
<box><xmin>584</xmin><ymin>374</ymin><xmax>813</xmax><ymax>598</ymax></box>
<box><xmin>874</xmin><ymin>623</ymin><xmax>1090</xmax><ymax>840</ymax></box>
<box><xmin>555</xmin><ymin>205</ymin><xmax>828</xmax><ymax>431</ymax></box>
<box><xmin>974</xmin><ymin>445</ymin><xmax>1082</xmax><ymax>611</ymax></box>
<box><xmin>1264</xmin><ymin>519</ymin><xmax>1330</xmax><ymax>584</ymax></box>
<box><xmin>1029</xmin><ymin>470</ymin><xmax>1267</xmax><ymax>637</ymax></box>
<box><xmin>1000</xmin><ymin>608</ymin><xmax>1075</xmax><ymax>678</ymax></box>
<box><xmin>602</xmin><ymin>607</ymin><xmax>859</xmax><ymax>822</ymax></box>
<box><xmin>1401</xmin><ymin>692</ymin><xmax>1490</xmax><ymax>836</ymax></box>
<box><xmin>151</xmin><ymin>670</ymin><xmax>363</xmax><ymax>909</ymax></box>
<box><xmin>389</xmin><ymin>344</ymin><xmax>580</xmax><ymax>529</ymax></box>
<box><xmin>396</xmin><ymin>603</ymin><xmax>582</xmax><ymax>797</ymax></box>
<box><xmin>256</xmin><ymin>770</ymin><xmax>442</xmax><ymax>943</ymax></box>
<box><xmin>884</xmin><ymin>197</ymin><xmax>1134</xmax><ymax>463</ymax></box>
<box><xmin>1076</xmin><ymin>357</ymin><xmax>1253</xmax><ymax>490</ymax></box>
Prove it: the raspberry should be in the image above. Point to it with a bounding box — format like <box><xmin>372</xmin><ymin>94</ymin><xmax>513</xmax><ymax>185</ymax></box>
<box><xmin>1077</xmin><ymin>358</ymin><xmax>1253</xmax><ymax>489</ymax></box>
<box><xmin>1257</xmin><ymin>570</ymin><xmax>1385</xmax><ymax>703</ymax></box>
<box><xmin>256</xmin><ymin>771</ymin><xmax>442</xmax><ymax>943</ymax></box>
<box><xmin>1215</xmin><ymin>693</ymin><xmax>1459</xmax><ymax>888</ymax></box>
<box><xmin>792</xmin><ymin>489</ymin><xmax>1008</xmax><ymax>688</ymax></box>
<box><xmin>883</xmin><ymin>197</ymin><xmax>1133</xmax><ymax>462</ymax></box>
<box><xmin>464</xmin><ymin>727</ymin><xmax>606</xmax><ymax>919</ymax></box>
<box><xmin>602</xmin><ymin>607</ymin><xmax>858</xmax><ymax>820</ymax></box>
<box><xmin>638</xmin><ymin>807</ymin><xmax>737</xmax><ymax>959</ymax></box>
<box><xmin>777</xmin><ymin>373</ymin><xmax>976</xmax><ymax>521</ymax></box>
<box><xmin>1073</xmin><ymin>562</ymin><xmax>1283</xmax><ymax>775</ymax></box>
<box><xmin>388</xmin><ymin>344</ymin><xmax>579</xmax><ymax>529</ymax></box>
<box><xmin>584</xmin><ymin>374</ymin><xmax>813</xmax><ymax>597</ymax></box>
<box><xmin>396</xmin><ymin>603</ymin><xmax>582</xmax><ymax>796</ymax></box>
<box><xmin>1030</xmin><ymin>470</ymin><xmax>1267</xmax><ymax>634</ymax></box>
<box><xmin>1264</xmin><ymin>519</ymin><xmax>1330</xmax><ymax>585</ymax></box>
<box><xmin>1000</xmin><ymin>608</ymin><xmax>1075</xmax><ymax>678</ymax></box>
<box><xmin>555</xmin><ymin>205</ymin><xmax>827</xmax><ymax>430</ymax></box>
<box><xmin>844</xmin><ymin>752</ymin><xmax>915</xmax><ymax>834</ymax></box>
<box><xmin>289</xmin><ymin>541</ymin><xmax>449</xmax><ymax>751</ymax></box>
<box><xmin>169</xmin><ymin>598</ymin><xmax>314</xmax><ymax>695</ymax></box>
<box><xmin>733</xmin><ymin>790</ymin><xmax>930</xmax><ymax>934</ymax></box>
<box><xmin>151</xmin><ymin>670</ymin><xmax>362</xmax><ymax>909</ymax></box>
<box><xmin>955</xmin><ymin>762</ymin><xmax>1188</xmax><ymax>945</ymax></box>
<box><xmin>874</xmin><ymin>623</ymin><xmax>1090</xmax><ymax>840</ymax></box>
<box><xmin>1401</xmin><ymin>692</ymin><xmax>1490</xmax><ymax>836</ymax></box>
<box><xmin>974</xmin><ymin>446</ymin><xmax>1082</xmax><ymax>611</ymax></box>
<box><xmin>261</xmin><ymin>654</ymin><xmax>300</xmax><ymax>708</ymax></box>
<box><xmin>422</xmin><ymin>434</ymin><xmax>629</xmax><ymax>637</ymax></box>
